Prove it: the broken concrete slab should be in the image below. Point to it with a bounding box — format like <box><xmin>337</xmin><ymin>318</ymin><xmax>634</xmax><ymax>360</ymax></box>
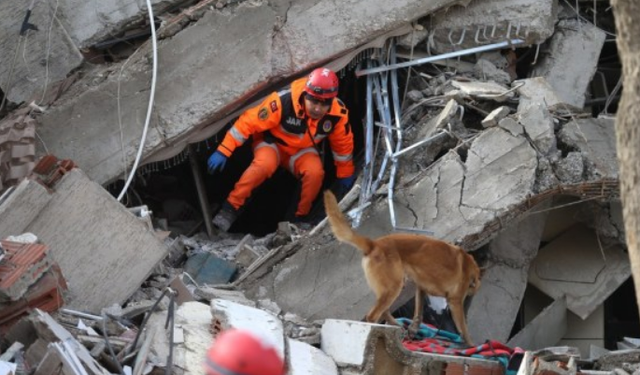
<box><xmin>459</xmin><ymin>128</ymin><xmax>538</xmax><ymax>214</ymax></box>
<box><xmin>0</xmin><ymin>168</ymin><xmax>168</xmax><ymax>313</ymax></box>
<box><xmin>560</xmin><ymin>305</ymin><xmax>605</xmax><ymax>356</ymax></box>
<box><xmin>516</xmin><ymin>77</ymin><xmax>563</xmax><ymax>110</ymax></box>
<box><xmin>171</xmin><ymin>301</ymin><xmax>213</xmax><ymax>375</ymax></box>
<box><xmin>558</xmin><ymin>116</ymin><xmax>618</xmax><ymax>179</ymax></box>
<box><xmin>0</xmin><ymin>179</ymin><xmax>51</xmax><ymax>243</ymax></box>
<box><xmin>35</xmin><ymin>0</ymin><xmax>470</xmax><ymax>185</ymax></box>
<box><xmin>481</xmin><ymin>106</ymin><xmax>511</xmax><ymax>128</ymax></box>
<box><xmin>474</xmin><ymin>59</ymin><xmax>512</xmax><ymax>85</ymax></box>
<box><xmin>426</xmin><ymin>0</ymin><xmax>558</xmax><ymax>53</ymax></box>
<box><xmin>528</xmin><ymin>224</ymin><xmax>631</xmax><ymax>319</ymax></box>
<box><xmin>499</xmin><ymin>117</ymin><xmax>524</xmax><ymax>136</ymax></box>
<box><xmin>508</xmin><ymin>297</ymin><xmax>567</xmax><ymax>350</ymax></box>
<box><xmin>450</xmin><ymin>80</ymin><xmax>514</xmax><ymax>102</ymax></box>
<box><xmin>531</xmin><ymin>19</ymin><xmax>606</xmax><ymax>110</ymax></box>
<box><xmin>321</xmin><ymin>319</ymin><xmax>504</xmax><ymax>375</ymax></box>
<box><xmin>0</xmin><ymin>2</ymin><xmax>83</xmax><ymax>104</ymax></box>
<box><xmin>420</xmin><ymin>99</ymin><xmax>461</xmax><ymax>138</ymax></box>
<box><xmin>396</xmin><ymin>25</ymin><xmax>429</xmax><ymax>50</ymax></box>
<box><xmin>516</xmin><ymin>101</ymin><xmax>556</xmax><ymax>155</ymax></box>
<box><xmin>596</xmin><ymin>350</ymin><xmax>640</xmax><ymax>371</ymax></box>
<box><xmin>467</xmin><ymin>202</ymin><xmax>548</xmax><ymax>343</ymax></box>
<box><xmin>288</xmin><ymin>338</ymin><xmax>339</xmax><ymax>375</ymax></box>
<box><xmin>211</xmin><ymin>299</ymin><xmax>285</xmax><ymax>361</ymax></box>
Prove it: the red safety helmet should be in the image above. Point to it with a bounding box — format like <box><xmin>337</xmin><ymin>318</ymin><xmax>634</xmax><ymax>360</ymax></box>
<box><xmin>304</xmin><ymin>68</ymin><xmax>339</xmax><ymax>100</ymax></box>
<box><xmin>204</xmin><ymin>329</ymin><xmax>286</xmax><ymax>375</ymax></box>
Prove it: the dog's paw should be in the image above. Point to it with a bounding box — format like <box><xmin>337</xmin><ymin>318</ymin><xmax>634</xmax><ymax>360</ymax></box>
<box><xmin>407</xmin><ymin>323</ymin><xmax>420</xmax><ymax>339</ymax></box>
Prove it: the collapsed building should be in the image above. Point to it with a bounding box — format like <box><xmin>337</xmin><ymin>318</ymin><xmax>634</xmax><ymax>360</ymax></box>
<box><xmin>0</xmin><ymin>0</ymin><xmax>637</xmax><ymax>374</ymax></box>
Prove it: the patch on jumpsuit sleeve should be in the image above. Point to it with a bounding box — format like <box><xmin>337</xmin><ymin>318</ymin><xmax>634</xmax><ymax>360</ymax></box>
<box><xmin>270</xmin><ymin>100</ymin><xmax>278</xmax><ymax>112</ymax></box>
<box><xmin>258</xmin><ymin>107</ymin><xmax>269</xmax><ymax>120</ymax></box>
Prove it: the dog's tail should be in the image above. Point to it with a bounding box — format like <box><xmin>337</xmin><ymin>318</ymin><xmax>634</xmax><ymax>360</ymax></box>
<box><xmin>323</xmin><ymin>190</ymin><xmax>374</xmax><ymax>255</ymax></box>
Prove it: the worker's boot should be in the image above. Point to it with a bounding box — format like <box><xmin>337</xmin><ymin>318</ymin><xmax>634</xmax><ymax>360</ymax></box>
<box><xmin>212</xmin><ymin>201</ymin><xmax>239</xmax><ymax>232</ymax></box>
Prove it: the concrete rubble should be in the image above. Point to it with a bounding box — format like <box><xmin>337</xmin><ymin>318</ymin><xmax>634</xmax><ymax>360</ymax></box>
<box><xmin>0</xmin><ymin>0</ymin><xmax>636</xmax><ymax>374</ymax></box>
<box><xmin>530</xmin><ymin>19</ymin><xmax>606</xmax><ymax>111</ymax></box>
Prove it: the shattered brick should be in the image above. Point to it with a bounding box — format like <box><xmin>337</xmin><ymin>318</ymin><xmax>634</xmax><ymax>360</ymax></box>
<box><xmin>0</xmin><ymin>240</ymin><xmax>53</xmax><ymax>301</ymax></box>
<box><xmin>0</xmin><ymin>264</ymin><xmax>67</xmax><ymax>335</ymax></box>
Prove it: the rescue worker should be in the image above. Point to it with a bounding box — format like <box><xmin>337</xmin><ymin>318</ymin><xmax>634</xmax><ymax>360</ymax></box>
<box><xmin>208</xmin><ymin>67</ymin><xmax>356</xmax><ymax>231</ymax></box>
<box><xmin>204</xmin><ymin>328</ymin><xmax>286</xmax><ymax>375</ymax></box>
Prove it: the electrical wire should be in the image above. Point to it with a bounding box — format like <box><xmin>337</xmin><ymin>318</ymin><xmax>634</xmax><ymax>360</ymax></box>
<box><xmin>38</xmin><ymin>0</ymin><xmax>59</xmax><ymax>106</ymax></box>
<box><xmin>116</xmin><ymin>0</ymin><xmax>158</xmax><ymax>202</ymax></box>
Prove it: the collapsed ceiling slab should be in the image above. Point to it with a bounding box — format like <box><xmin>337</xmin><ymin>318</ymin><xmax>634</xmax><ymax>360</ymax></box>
<box><xmin>528</xmin><ymin>224</ymin><xmax>631</xmax><ymax>320</ymax></box>
<box><xmin>32</xmin><ymin>0</ymin><xmax>469</xmax><ymax>186</ymax></box>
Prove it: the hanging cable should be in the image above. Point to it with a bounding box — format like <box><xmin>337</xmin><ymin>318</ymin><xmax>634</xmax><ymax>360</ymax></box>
<box><xmin>117</xmin><ymin>0</ymin><xmax>158</xmax><ymax>202</ymax></box>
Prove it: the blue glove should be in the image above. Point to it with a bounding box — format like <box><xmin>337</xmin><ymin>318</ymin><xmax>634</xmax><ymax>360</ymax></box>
<box><xmin>337</xmin><ymin>175</ymin><xmax>356</xmax><ymax>191</ymax></box>
<box><xmin>207</xmin><ymin>151</ymin><xmax>228</xmax><ymax>173</ymax></box>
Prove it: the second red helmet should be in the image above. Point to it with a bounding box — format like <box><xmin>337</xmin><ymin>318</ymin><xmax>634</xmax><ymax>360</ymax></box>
<box><xmin>304</xmin><ymin>68</ymin><xmax>339</xmax><ymax>99</ymax></box>
<box><xmin>204</xmin><ymin>329</ymin><xmax>285</xmax><ymax>375</ymax></box>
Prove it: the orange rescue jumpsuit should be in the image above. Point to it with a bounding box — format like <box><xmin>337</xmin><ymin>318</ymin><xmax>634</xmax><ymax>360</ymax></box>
<box><xmin>216</xmin><ymin>77</ymin><xmax>354</xmax><ymax>217</ymax></box>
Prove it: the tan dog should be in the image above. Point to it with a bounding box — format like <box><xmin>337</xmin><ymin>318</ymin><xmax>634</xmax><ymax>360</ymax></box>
<box><xmin>323</xmin><ymin>190</ymin><xmax>481</xmax><ymax>345</ymax></box>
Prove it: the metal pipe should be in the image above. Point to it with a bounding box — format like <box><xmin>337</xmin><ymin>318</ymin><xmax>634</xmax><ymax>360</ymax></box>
<box><xmin>388</xmin><ymin>42</ymin><xmax>403</xmax><ymax>229</ymax></box>
<box><xmin>364</xmin><ymin>64</ymin><xmax>374</xmax><ymax>195</ymax></box>
<box><xmin>370</xmin><ymin>153</ymin><xmax>389</xmax><ymax>196</ymax></box>
<box><xmin>61</xmin><ymin>309</ymin><xmax>104</xmax><ymax>321</ymax></box>
<box><xmin>355</xmin><ymin>61</ymin><xmax>376</xmax><ymax>228</ymax></box>
<box><xmin>392</xmin><ymin>130</ymin><xmax>450</xmax><ymax>160</ymax></box>
<box><xmin>356</xmin><ymin>39</ymin><xmax>525</xmax><ymax>77</ymax></box>
<box><xmin>188</xmin><ymin>144</ymin><xmax>215</xmax><ymax>239</ymax></box>
<box><xmin>372</xmin><ymin>75</ymin><xmax>395</xmax><ymax>157</ymax></box>
<box><xmin>394</xmin><ymin>226</ymin><xmax>435</xmax><ymax>235</ymax></box>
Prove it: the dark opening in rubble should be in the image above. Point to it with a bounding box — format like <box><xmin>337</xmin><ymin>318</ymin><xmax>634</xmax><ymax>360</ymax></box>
<box><xmin>108</xmin><ymin>65</ymin><xmax>369</xmax><ymax>237</ymax></box>
<box><xmin>605</xmin><ymin>278</ymin><xmax>640</xmax><ymax>348</ymax></box>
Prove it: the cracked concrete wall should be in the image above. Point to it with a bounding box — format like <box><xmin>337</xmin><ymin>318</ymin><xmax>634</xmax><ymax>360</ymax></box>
<box><xmin>399</xmin><ymin>127</ymin><xmax>538</xmax><ymax>242</ymax></box>
<box><xmin>33</xmin><ymin>0</ymin><xmax>467</xmax><ymax>185</ymax></box>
